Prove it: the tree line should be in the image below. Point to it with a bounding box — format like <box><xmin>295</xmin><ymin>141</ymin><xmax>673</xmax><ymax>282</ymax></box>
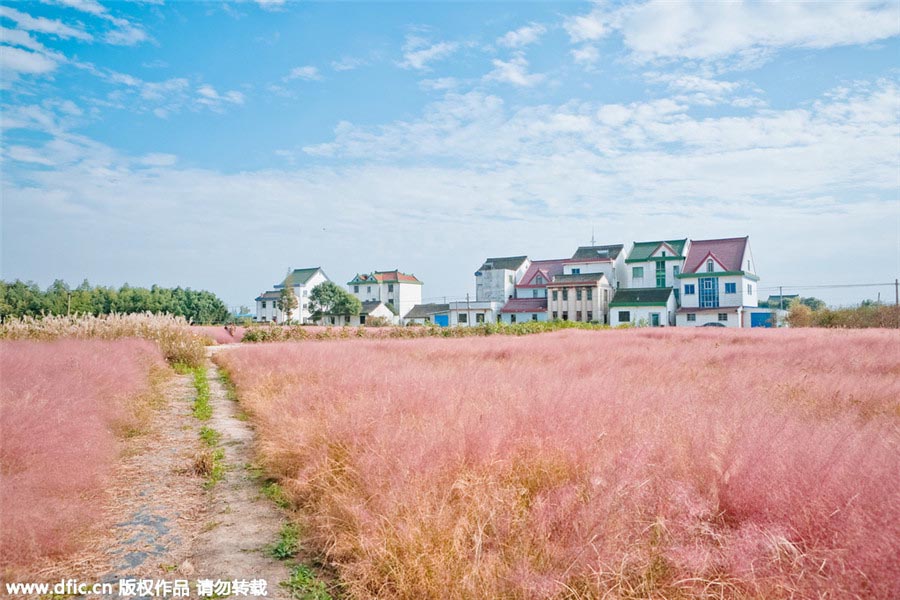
<box><xmin>0</xmin><ymin>279</ymin><xmax>230</xmax><ymax>324</ymax></box>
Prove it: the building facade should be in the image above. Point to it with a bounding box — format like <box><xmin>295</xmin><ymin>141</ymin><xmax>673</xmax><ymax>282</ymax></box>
<box><xmin>609</xmin><ymin>287</ymin><xmax>677</xmax><ymax>327</ymax></box>
<box><xmin>255</xmin><ymin>267</ymin><xmax>329</xmax><ymax>323</ymax></box>
<box><xmin>474</xmin><ymin>256</ymin><xmax>531</xmax><ymax>302</ymax></box>
<box><xmin>348</xmin><ymin>270</ymin><xmax>423</xmax><ymax>321</ymax></box>
<box><xmin>546</xmin><ymin>273</ymin><xmax>614</xmax><ymax>323</ymax></box>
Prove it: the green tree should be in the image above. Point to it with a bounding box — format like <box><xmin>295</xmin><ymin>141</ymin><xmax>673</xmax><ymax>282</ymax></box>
<box><xmin>278</xmin><ymin>285</ymin><xmax>299</xmax><ymax>324</ymax></box>
<box><xmin>308</xmin><ymin>281</ymin><xmax>361</xmax><ymax>322</ymax></box>
<box><xmin>800</xmin><ymin>297</ymin><xmax>826</xmax><ymax>311</ymax></box>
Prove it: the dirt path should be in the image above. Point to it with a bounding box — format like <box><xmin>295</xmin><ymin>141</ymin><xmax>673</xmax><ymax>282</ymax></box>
<box><xmin>188</xmin><ymin>348</ymin><xmax>293</xmax><ymax>599</ymax></box>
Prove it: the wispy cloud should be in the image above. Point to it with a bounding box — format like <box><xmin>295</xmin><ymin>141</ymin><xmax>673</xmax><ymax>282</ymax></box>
<box><xmin>497</xmin><ymin>23</ymin><xmax>546</xmax><ymax>48</ymax></box>
<box><xmin>484</xmin><ymin>54</ymin><xmax>544</xmax><ymax>87</ymax></box>
<box><xmin>46</xmin><ymin>0</ymin><xmax>149</xmax><ymax>46</ymax></box>
<box><xmin>196</xmin><ymin>84</ymin><xmax>245</xmax><ymax>111</ymax></box>
<box><xmin>399</xmin><ymin>35</ymin><xmax>459</xmax><ymax>71</ymax></box>
<box><xmin>331</xmin><ymin>56</ymin><xmax>367</xmax><ymax>72</ymax></box>
<box><xmin>284</xmin><ymin>65</ymin><xmax>321</xmax><ymax>81</ymax></box>
<box><xmin>571</xmin><ymin>45</ymin><xmax>600</xmax><ymax>67</ymax></box>
<box><xmin>0</xmin><ymin>6</ymin><xmax>93</xmax><ymax>41</ymax></box>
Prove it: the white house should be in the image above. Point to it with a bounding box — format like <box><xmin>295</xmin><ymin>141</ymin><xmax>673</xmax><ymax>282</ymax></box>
<box><xmin>474</xmin><ymin>256</ymin><xmax>531</xmax><ymax>302</ymax></box>
<box><xmin>498</xmin><ymin>297</ymin><xmax>549</xmax><ymax>323</ymax></box>
<box><xmin>546</xmin><ymin>273</ymin><xmax>614</xmax><ymax>324</ymax></box>
<box><xmin>513</xmin><ymin>258</ymin><xmax>568</xmax><ymax>299</ymax></box>
<box><xmin>255</xmin><ymin>266</ymin><xmax>330</xmax><ymax>324</ymax></box>
<box><xmin>347</xmin><ymin>270</ymin><xmax>423</xmax><ymax>322</ymax></box>
<box><xmin>447</xmin><ymin>300</ymin><xmax>503</xmax><ymax>326</ymax></box>
<box><xmin>403</xmin><ymin>303</ymin><xmax>450</xmax><ymax>326</ymax></box>
<box><xmin>609</xmin><ymin>287</ymin><xmax>677</xmax><ymax>327</ymax></box>
<box><xmin>675</xmin><ymin>237</ymin><xmax>760</xmax><ymax>327</ymax></box>
<box><xmin>321</xmin><ymin>300</ymin><xmax>397</xmax><ymax>326</ymax></box>
<box><xmin>562</xmin><ymin>245</ymin><xmax>627</xmax><ymax>289</ymax></box>
<box><xmin>624</xmin><ymin>239</ymin><xmax>690</xmax><ymax>297</ymax></box>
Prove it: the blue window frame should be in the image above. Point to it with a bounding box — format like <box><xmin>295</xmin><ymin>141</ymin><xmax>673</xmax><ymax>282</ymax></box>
<box><xmin>684</xmin><ymin>284</ymin><xmax>696</xmax><ymax>295</ymax></box>
<box><xmin>699</xmin><ymin>277</ymin><xmax>719</xmax><ymax>308</ymax></box>
<box><xmin>725</xmin><ymin>282</ymin><xmax>736</xmax><ymax>294</ymax></box>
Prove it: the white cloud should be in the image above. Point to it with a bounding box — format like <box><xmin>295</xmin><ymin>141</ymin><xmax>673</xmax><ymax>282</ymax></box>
<box><xmin>255</xmin><ymin>0</ymin><xmax>285</xmax><ymax>10</ymax></box>
<box><xmin>419</xmin><ymin>77</ymin><xmax>459</xmax><ymax>91</ymax></box>
<box><xmin>497</xmin><ymin>23</ymin><xmax>546</xmax><ymax>48</ymax></box>
<box><xmin>565</xmin><ymin>1</ymin><xmax>900</xmax><ymax>66</ymax></box>
<box><xmin>399</xmin><ymin>36</ymin><xmax>459</xmax><ymax>70</ymax></box>
<box><xmin>571</xmin><ymin>45</ymin><xmax>600</xmax><ymax>66</ymax></box>
<box><xmin>284</xmin><ymin>65</ymin><xmax>321</xmax><ymax>81</ymax></box>
<box><xmin>484</xmin><ymin>54</ymin><xmax>545</xmax><ymax>87</ymax></box>
<box><xmin>46</xmin><ymin>0</ymin><xmax>149</xmax><ymax>46</ymax></box>
<box><xmin>0</xmin><ymin>6</ymin><xmax>92</xmax><ymax>41</ymax></box>
<box><xmin>0</xmin><ymin>45</ymin><xmax>58</xmax><ymax>74</ymax></box>
<box><xmin>195</xmin><ymin>84</ymin><xmax>245</xmax><ymax>109</ymax></box>
<box><xmin>139</xmin><ymin>153</ymin><xmax>177</xmax><ymax>167</ymax></box>
<box><xmin>332</xmin><ymin>56</ymin><xmax>366</xmax><ymax>71</ymax></box>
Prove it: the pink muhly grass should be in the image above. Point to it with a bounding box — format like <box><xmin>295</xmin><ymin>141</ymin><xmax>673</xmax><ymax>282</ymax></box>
<box><xmin>192</xmin><ymin>325</ymin><xmax>246</xmax><ymax>344</ymax></box>
<box><xmin>0</xmin><ymin>339</ymin><xmax>165</xmax><ymax>567</ymax></box>
<box><xmin>216</xmin><ymin>328</ymin><xmax>900</xmax><ymax>599</ymax></box>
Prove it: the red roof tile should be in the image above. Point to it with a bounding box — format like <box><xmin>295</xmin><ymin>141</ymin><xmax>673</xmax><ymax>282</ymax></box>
<box><xmin>500</xmin><ymin>297</ymin><xmax>548</xmax><ymax>313</ymax></box>
<box><xmin>517</xmin><ymin>259</ymin><xmax>568</xmax><ymax>287</ymax></box>
<box><xmin>683</xmin><ymin>237</ymin><xmax>748</xmax><ymax>274</ymax></box>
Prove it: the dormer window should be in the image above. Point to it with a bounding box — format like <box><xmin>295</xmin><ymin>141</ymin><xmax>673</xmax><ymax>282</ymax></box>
<box><xmin>706</xmin><ymin>259</ymin><xmax>714</xmax><ymax>272</ymax></box>
<box><xmin>535</xmin><ymin>275</ymin><xmax>545</xmax><ymax>285</ymax></box>
<box><xmin>661</xmin><ymin>251</ymin><xmax>666</xmax><ymax>257</ymax></box>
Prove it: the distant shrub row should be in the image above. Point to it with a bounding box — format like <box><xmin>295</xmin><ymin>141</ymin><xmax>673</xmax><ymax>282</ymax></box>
<box><xmin>0</xmin><ymin>313</ymin><xmax>207</xmax><ymax>367</ymax></box>
<box><xmin>787</xmin><ymin>303</ymin><xmax>899</xmax><ymax>329</ymax></box>
<box><xmin>242</xmin><ymin>320</ymin><xmax>610</xmax><ymax>342</ymax></box>
<box><xmin>0</xmin><ymin>279</ymin><xmax>230</xmax><ymax>324</ymax></box>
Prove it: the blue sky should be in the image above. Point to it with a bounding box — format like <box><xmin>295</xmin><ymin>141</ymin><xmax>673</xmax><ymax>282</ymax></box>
<box><xmin>2</xmin><ymin>0</ymin><xmax>899</xmax><ymax>309</ymax></box>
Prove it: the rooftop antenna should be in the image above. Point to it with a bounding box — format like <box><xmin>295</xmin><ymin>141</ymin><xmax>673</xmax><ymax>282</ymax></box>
<box><xmin>590</xmin><ymin>226</ymin><xmax>596</xmax><ymax>247</ymax></box>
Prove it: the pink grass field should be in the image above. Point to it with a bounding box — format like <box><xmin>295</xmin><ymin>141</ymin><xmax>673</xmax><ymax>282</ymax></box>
<box><xmin>0</xmin><ymin>339</ymin><xmax>165</xmax><ymax>568</ymax></box>
<box><xmin>192</xmin><ymin>325</ymin><xmax>246</xmax><ymax>344</ymax></box>
<box><xmin>216</xmin><ymin>328</ymin><xmax>900</xmax><ymax>599</ymax></box>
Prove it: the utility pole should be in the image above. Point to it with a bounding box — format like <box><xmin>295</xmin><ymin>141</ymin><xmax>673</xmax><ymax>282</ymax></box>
<box><xmin>895</xmin><ymin>278</ymin><xmax>898</xmax><ymax>306</ymax></box>
<box><xmin>466</xmin><ymin>292</ymin><xmax>471</xmax><ymax>328</ymax></box>
<box><xmin>67</xmin><ymin>292</ymin><xmax>71</xmax><ymax>316</ymax></box>
<box><xmin>779</xmin><ymin>285</ymin><xmax>783</xmax><ymax>311</ymax></box>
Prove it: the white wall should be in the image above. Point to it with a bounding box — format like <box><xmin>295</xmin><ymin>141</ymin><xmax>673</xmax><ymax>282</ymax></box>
<box><xmin>499</xmin><ymin>312</ymin><xmax>549</xmax><ymax>323</ymax></box>
<box><xmin>447</xmin><ymin>301</ymin><xmax>501</xmax><ymax>326</ymax></box>
<box><xmin>676</xmin><ymin>308</ymin><xmax>745</xmax><ymax>328</ymax></box>
<box><xmin>546</xmin><ymin>281</ymin><xmax>613</xmax><ymax>323</ymax></box>
<box><xmin>610</xmin><ymin>296</ymin><xmax>677</xmax><ymax>327</ymax></box>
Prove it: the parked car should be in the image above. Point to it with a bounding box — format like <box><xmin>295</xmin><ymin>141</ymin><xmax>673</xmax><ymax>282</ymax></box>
<box><xmin>700</xmin><ymin>322</ymin><xmax>726</xmax><ymax>327</ymax></box>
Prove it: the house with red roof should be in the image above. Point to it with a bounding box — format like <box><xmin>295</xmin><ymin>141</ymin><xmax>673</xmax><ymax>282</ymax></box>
<box><xmin>496</xmin><ymin>258</ymin><xmax>567</xmax><ymax>323</ymax></box>
<box><xmin>348</xmin><ymin>270</ymin><xmax>423</xmax><ymax>323</ymax></box>
<box><xmin>675</xmin><ymin>237</ymin><xmax>761</xmax><ymax>327</ymax></box>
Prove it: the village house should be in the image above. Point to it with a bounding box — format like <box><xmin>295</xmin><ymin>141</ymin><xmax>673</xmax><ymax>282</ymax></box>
<box><xmin>624</xmin><ymin>239</ymin><xmax>689</xmax><ymax>296</ymax></box>
<box><xmin>609</xmin><ymin>287</ymin><xmax>677</xmax><ymax>327</ymax></box>
<box><xmin>403</xmin><ymin>303</ymin><xmax>450</xmax><ymax>326</ymax></box>
<box><xmin>562</xmin><ymin>245</ymin><xmax>627</xmax><ymax>289</ymax></box>
<box><xmin>675</xmin><ymin>237</ymin><xmax>762</xmax><ymax>327</ymax></box>
<box><xmin>347</xmin><ymin>270</ymin><xmax>423</xmax><ymax>322</ymax></box>
<box><xmin>497</xmin><ymin>258</ymin><xmax>567</xmax><ymax>323</ymax></box>
<box><xmin>474</xmin><ymin>256</ymin><xmax>531</xmax><ymax>302</ymax></box>
<box><xmin>255</xmin><ymin>267</ymin><xmax>329</xmax><ymax>323</ymax></box>
<box><xmin>546</xmin><ymin>273</ymin><xmax>614</xmax><ymax>323</ymax></box>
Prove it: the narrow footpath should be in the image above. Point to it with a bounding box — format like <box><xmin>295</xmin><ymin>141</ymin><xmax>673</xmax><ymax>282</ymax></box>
<box><xmin>188</xmin><ymin>348</ymin><xmax>292</xmax><ymax>598</ymax></box>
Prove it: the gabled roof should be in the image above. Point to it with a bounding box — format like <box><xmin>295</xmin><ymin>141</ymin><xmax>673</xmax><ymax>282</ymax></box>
<box><xmin>476</xmin><ymin>256</ymin><xmax>529</xmax><ymax>272</ymax></box>
<box><xmin>570</xmin><ymin>244</ymin><xmax>624</xmax><ymax>262</ymax></box>
<box><xmin>683</xmin><ymin>237</ymin><xmax>749</xmax><ymax>274</ymax></box>
<box><xmin>350</xmin><ymin>270</ymin><xmax>422</xmax><ymax>285</ymax></box>
<box><xmin>609</xmin><ymin>287</ymin><xmax>673</xmax><ymax>307</ymax></box>
<box><xmin>500</xmin><ymin>297</ymin><xmax>548</xmax><ymax>313</ymax></box>
<box><xmin>547</xmin><ymin>273</ymin><xmax>608</xmax><ymax>286</ymax></box>
<box><xmin>625</xmin><ymin>239</ymin><xmax>688</xmax><ymax>263</ymax></box>
<box><xmin>255</xmin><ymin>290</ymin><xmax>281</xmax><ymax>301</ymax></box>
<box><xmin>517</xmin><ymin>258</ymin><xmax>568</xmax><ymax>287</ymax></box>
<box><xmin>275</xmin><ymin>267</ymin><xmax>324</xmax><ymax>288</ymax></box>
<box><xmin>360</xmin><ymin>301</ymin><xmax>396</xmax><ymax>315</ymax></box>
<box><xmin>403</xmin><ymin>303</ymin><xmax>449</xmax><ymax>319</ymax></box>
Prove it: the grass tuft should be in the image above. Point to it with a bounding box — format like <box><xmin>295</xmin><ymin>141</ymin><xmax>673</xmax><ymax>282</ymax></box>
<box><xmin>280</xmin><ymin>565</ymin><xmax>332</xmax><ymax>600</ymax></box>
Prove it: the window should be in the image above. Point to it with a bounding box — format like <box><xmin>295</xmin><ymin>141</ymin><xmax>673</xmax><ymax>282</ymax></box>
<box><xmin>576</xmin><ymin>310</ymin><xmax>582</xmax><ymax>321</ymax></box>
<box><xmin>354</xmin><ymin>285</ymin><xmax>359</xmax><ymax>293</ymax></box>
<box><xmin>747</xmin><ymin>260</ymin><xmax>751</xmax><ymax>270</ymax></box>
<box><xmin>532</xmin><ymin>289</ymin><xmax>539</xmax><ymax>298</ymax></box>
<box><xmin>367</xmin><ymin>286</ymin><xmax>371</xmax><ymax>293</ymax></box>
<box><xmin>571</xmin><ymin>268</ymin><xmax>581</xmax><ymax>275</ymax></box>
<box><xmin>699</xmin><ymin>277</ymin><xmax>719</xmax><ymax>308</ymax></box>
<box><xmin>458</xmin><ymin>313</ymin><xmax>468</xmax><ymax>324</ymax></box>
<box><xmin>552</xmin><ymin>290</ymin><xmax>558</xmax><ymax>301</ymax></box>
<box><xmin>345</xmin><ymin>315</ymin><xmax>350</xmax><ymax>324</ymax></box>
<box><xmin>618</xmin><ymin>310</ymin><xmax>631</xmax><ymax>322</ymax></box>
<box><xmin>656</xmin><ymin>261</ymin><xmax>665</xmax><ymax>288</ymax></box>
<box><xmin>587</xmin><ymin>311</ymin><xmax>593</xmax><ymax>321</ymax></box>
<box><xmin>552</xmin><ymin>311</ymin><xmax>558</xmax><ymax>320</ymax></box>
<box><xmin>476</xmin><ymin>313</ymin><xmax>485</xmax><ymax>323</ymax></box>
<box><xmin>632</xmin><ymin>266</ymin><xmax>644</xmax><ymax>279</ymax></box>
<box><xmin>576</xmin><ymin>289</ymin><xmax>582</xmax><ymax>301</ymax></box>
<box><xmin>261</xmin><ymin>301</ymin><xmax>266</xmax><ymax>308</ymax></box>
<box><xmin>718</xmin><ymin>313</ymin><xmax>728</xmax><ymax>322</ymax></box>
<box><xmin>510</xmin><ymin>314</ymin><xmax>516</xmax><ymax>323</ymax></box>
<box><xmin>562</xmin><ymin>289</ymin><xmax>568</xmax><ymax>301</ymax></box>
<box><xmin>661</xmin><ymin>251</ymin><xmax>666</xmax><ymax>257</ymax></box>
<box><xmin>687</xmin><ymin>313</ymin><xmax>696</xmax><ymax>322</ymax></box>
<box><xmin>747</xmin><ymin>284</ymin><xmax>753</xmax><ymax>294</ymax></box>
<box><xmin>562</xmin><ymin>311</ymin><xmax>568</xmax><ymax>321</ymax></box>
<box><xmin>535</xmin><ymin>275</ymin><xmax>545</xmax><ymax>285</ymax></box>
<box><xmin>303</xmin><ymin>290</ymin><xmax>308</xmax><ymax>297</ymax></box>
<box><xmin>587</xmin><ymin>288</ymin><xmax>593</xmax><ymax>300</ymax></box>
<box><xmin>329</xmin><ymin>316</ymin><xmax>336</xmax><ymax>325</ymax></box>
<box><xmin>684</xmin><ymin>284</ymin><xmax>696</xmax><ymax>295</ymax></box>
<box><xmin>508</xmin><ymin>275</ymin><xmax>514</xmax><ymax>284</ymax></box>
<box><xmin>706</xmin><ymin>259</ymin><xmax>714</xmax><ymax>272</ymax></box>
<box><xmin>674</xmin><ymin>265</ymin><xmax>680</xmax><ymax>277</ymax></box>
<box><xmin>360</xmin><ymin>315</ymin><xmax>366</xmax><ymax>325</ymax></box>
<box><xmin>388</xmin><ymin>284</ymin><xmax>394</xmax><ymax>292</ymax></box>
<box><xmin>725</xmin><ymin>282</ymin><xmax>737</xmax><ymax>294</ymax></box>
<box><xmin>532</xmin><ymin>314</ymin><xmax>538</xmax><ymax>321</ymax></box>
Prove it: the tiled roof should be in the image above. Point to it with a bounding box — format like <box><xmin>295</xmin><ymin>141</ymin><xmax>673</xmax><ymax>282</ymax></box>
<box><xmin>625</xmin><ymin>239</ymin><xmax>688</xmax><ymax>262</ymax></box>
<box><xmin>477</xmin><ymin>256</ymin><xmax>529</xmax><ymax>272</ymax></box>
<box><xmin>403</xmin><ymin>303</ymin><xmax>449</xmax><ymax>319</ymax></box>
<box><xmin>571</xmin><ymin>244</ymin><xmax>624</xmax><ymax>261</ymax></box>
<box><xmin>255</xmin><ymin>290</ymin><xmax>281</xmax><ymax>300</ymax></box>
<box><xmin>275</xmin><ymin>267</ymin><xmax>323</xmax><ymax>288</ymax></box>
<box><xmin>547</xmin><ymin>273</ymin><xmax>607</xmax><ymax>286</ymax></box>
<box><xmin>517</xmin><ymin>258</ymin><xmax>568</xmax><ymax>287</ymax></box>
<box><xmin>360</xmin><ymin>301</ymin><xmax>386</xmax><ymax>315</ymax></box>
<box><xmin>683</xmin><ymin>237</ymin><xmax>748</xmax><ymax>274</ymax></box>
<box><xmin>500</xmin><ymin>297</ymin><xmax>548</xmax><ymax>313</ymax></box>
<box><xmin>609</xmin><ymin>287</ymin><xmax>673</xmax><ymax>306</ymax></box>
<box><xmin>350</xmin><ymin>270</ymin><xmax>423</xmax><ymax>285</ymax></box>
<box><xmin>676</xmin><ymin>306</ymin><xmax>745</xmax><ymax>313</ymax></box>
